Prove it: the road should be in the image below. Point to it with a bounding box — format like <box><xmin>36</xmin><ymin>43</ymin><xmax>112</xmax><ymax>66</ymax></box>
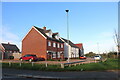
<box><xmin>1</xmin><ymin>68</ymin><xmax>120</xmax><ymax>80</ymax></box>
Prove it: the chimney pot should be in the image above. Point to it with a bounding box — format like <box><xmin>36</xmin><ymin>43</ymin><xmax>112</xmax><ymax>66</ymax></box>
<box><xmin>43</xmin><ymin>26</ymin><xmax>46</xmax><ymax>30</ymax></box>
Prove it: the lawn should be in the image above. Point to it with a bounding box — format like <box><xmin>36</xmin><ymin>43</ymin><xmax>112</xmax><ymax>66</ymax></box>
<box><xmin>2</xmin><ymin>58</ymin><xmax>119</xmax><ymax>71</ymax></box>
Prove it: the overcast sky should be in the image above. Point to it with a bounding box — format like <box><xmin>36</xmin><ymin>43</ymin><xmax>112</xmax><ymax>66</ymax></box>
<box><xmin>1</xmin><ymin>2</ymin><xmax>118</xmax><ymax>54</ymax></box>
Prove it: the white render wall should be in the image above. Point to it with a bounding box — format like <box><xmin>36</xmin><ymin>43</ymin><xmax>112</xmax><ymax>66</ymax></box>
<box><xmin>64</xmin><ymin>43</ymin><xmax>68</xmax><ymax>58</ymax></box>
<box><xmin>64</xmin><ymin>43</ymin><xmax>79</xmax><ymax>58</ymax></box>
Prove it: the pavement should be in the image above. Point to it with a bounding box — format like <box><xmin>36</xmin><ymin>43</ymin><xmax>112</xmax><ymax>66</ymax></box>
<box><xmin>1</xmin><ymin>68</ymin><xmax>120</xmax><ymax>80</ymax></box>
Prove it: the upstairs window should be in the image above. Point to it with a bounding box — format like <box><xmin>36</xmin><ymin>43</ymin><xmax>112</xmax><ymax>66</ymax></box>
<box><xmin>57</xmin><ymin>43</ymin><xmax>60</xmax><ymax>48</ymax></box>
<box><xmin>53</xmin><ymin>42</ymin><xmax>56</xmax><ymax>47</ymax></box>
<box><xmin>61</xmin><ymin>44</ymin><xmax>63</xmax><ymax>48</ymax></box>
<box><xmin>48</xmin><ymin>41</ymin><xmax>51</xmax><ymax>46</ymax></box>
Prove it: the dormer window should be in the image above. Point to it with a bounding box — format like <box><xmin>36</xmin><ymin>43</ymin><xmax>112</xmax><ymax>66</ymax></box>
<box><xmin>45</xmin><ymin>30</ymin><xmax>53</xmax><ymax>37</ymax></box>
<box><xmin>55</xmin><ymin>34</ymin><xmax>59</xmax><ymax>39</ymax></box>
<box><xmin>52</xmin><ymin>33</ymin><xmax>60</xmax><ymax>40</ymax></box>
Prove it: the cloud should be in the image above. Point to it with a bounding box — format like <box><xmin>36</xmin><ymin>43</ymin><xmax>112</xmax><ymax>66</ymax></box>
<box><xmin>1</xmin><ymin>26</ymin><xmax>21</xmax><ymax>51</ymax></box>
<box><xmin>84</xmin><ymin>31</ymin><xmax>117</xmax><ymax>54</ymax></box>
<box><xmin>2</xmin><ymin>27</ymin><xmax>19</xmax><ymax>42</ymax></box>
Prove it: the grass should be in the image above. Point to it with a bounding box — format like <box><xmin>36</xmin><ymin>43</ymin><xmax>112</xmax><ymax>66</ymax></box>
<box><xmin>2</xmin><ymin>58</ymin><xmax>119</xmax><ymax>71</ymax></box>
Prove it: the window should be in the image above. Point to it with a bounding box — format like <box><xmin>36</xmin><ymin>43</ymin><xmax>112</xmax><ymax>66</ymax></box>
<box><xmin>53</xmin><ymin>42</ymin><xmax>56</xmax><ymax>47</ymax></box>
<box><xmin>57</xmin><ymin>52</ymin><xmax>60</xmax><ymax>58</ymax></box>
<box><xmin>52</xmin><ymin>53</ymin><xmax>56</xmax><ymax>58</ymax></box>
<box><xmin>57</xmin><ymin>43</ymin><xmax>59</xmax><ymax>48</ymax></box>
<box><xmin>61</xmin><ymin>44</ymin><xmax>63</xmax><ymax>48</ymax></box>
<box><xmin>48</xmin><ymin>41</ymin><xmax>51</xmax><ymax>46</ymax></box>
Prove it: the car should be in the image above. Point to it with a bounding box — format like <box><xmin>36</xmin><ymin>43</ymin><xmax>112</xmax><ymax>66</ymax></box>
<box><xmin>80</xmin><ymin>56</ymin><xmax>86</xmax><ymax>59</ymax></box>
<box><xmin>20</xmin><ymin>54</ymin><xmax>38</xmax><ymax>62</ymax></box>
<box><xmin>37</xmin><ymin>57</ymin><xmax>45</xmax><ymax>61</ymax></box>
<box><xmin>94</xmin><ymin>55</ymin><xmax>101</xmax><ymax>60</ymax></box>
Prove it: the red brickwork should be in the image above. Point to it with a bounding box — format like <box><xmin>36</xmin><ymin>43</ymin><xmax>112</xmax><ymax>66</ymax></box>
<box><xmin>22</xmin><ymin>28</ymin><xmax>47</xmax><ymax>59</ymax></box>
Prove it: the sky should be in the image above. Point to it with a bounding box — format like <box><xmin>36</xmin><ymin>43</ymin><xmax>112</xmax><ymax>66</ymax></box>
<box><xmin>1</xmin><ymin>2</ymin><xmax>118</xmax><ymax>54</ymax></box>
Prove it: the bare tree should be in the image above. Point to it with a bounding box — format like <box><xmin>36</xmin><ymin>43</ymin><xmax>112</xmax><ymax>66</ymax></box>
<box><xmin>113</xmin><ymin>29</ymin><xmax>120</xmax><ymax>58</ymax></box>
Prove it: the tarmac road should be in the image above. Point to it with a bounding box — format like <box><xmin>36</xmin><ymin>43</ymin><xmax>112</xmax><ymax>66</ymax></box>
<box><xmin>1</xmin><ymin>68</ymin><xmax>120</xmax><ymax>80</ymax></box>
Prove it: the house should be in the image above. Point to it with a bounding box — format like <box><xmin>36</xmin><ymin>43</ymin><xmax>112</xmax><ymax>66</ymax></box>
<box><xmin>22</xmin><ymin>26</ymin><xmax>64</xmax><ymax>60</ymax></box>
<box><xmin>60</xmin><ymin>38</ymin><xmax>79</xmax><ymax>59</ymax></box>
<box><xmin>0</xmin><ymin>43</ymin><xmax>20</xmax><ymax>59</ymax></box>
<box><xmin>75</xmin><ymin>43</ymin><xmax>84</xmax><ymax>57</ymax></box>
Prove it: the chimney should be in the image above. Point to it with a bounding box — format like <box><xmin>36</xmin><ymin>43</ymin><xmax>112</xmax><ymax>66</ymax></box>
<box><xmin>8</xmin><ymin>42</ymin><xmax>10</xmax><ymax>44</ymax></box>
<box><xmin>43</xmin><ymin>26</ymin><xmax>46</xmax><ymax>30</ymax></box>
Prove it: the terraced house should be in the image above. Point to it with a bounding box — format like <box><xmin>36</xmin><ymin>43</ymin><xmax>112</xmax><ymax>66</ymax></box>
<box><xmin>22</xmin><ymin>26</ymin><xmax>64</xmax><ymax>60</ymax></box>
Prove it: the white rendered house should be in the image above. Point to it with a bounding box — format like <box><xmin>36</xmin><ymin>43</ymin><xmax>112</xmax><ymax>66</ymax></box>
<box><xmin>60</xmin><ymin>38</ymin><xmax>79</xmax><ymax>58</ymax></box>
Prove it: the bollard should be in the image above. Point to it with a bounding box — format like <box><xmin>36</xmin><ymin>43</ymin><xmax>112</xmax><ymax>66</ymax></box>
<box><xmin>61</xmin><ymin>63</ymin><xmax>64</xmax><ymax>68</ymax></box>
<box><xmin>32</xmin><ymin>62</ymin><xmax>34</xmax><ymax>67</ymax></box>
<box><xmin>9</xmin><ymin>61</ymin><xmax>11</xmax><ymax>67</ymax></box>
<box><xmin>45</xmin><ymin>62</ymin><xmax>48</xmax><ymax>67</ymax></box>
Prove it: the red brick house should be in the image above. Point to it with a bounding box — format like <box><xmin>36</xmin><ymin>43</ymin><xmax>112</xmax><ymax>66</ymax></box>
<box><xmin>22</xmin><ymin>26</ymin><xmax>64</xmax><ymax>60</ymax></box>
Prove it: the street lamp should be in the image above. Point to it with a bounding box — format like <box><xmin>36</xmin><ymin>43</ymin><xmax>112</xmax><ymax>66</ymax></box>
<box><xmin>65</xmin><ymin>10</ymin><xmax>70</xmax><ymax>63</ymax></box>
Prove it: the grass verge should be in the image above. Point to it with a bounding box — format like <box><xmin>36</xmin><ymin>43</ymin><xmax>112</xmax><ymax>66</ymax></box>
<box><xmin>2</xmin><ymin>58</ymin><xmax>119</xmax><ymax>71</ymax></box>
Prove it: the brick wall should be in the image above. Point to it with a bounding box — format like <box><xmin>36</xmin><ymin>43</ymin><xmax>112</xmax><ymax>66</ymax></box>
<box><xmin>22</xmin><ymin>28</ymin><xmax>47</xmax><ymax>59</ymax></box>
<box><xmin>47</xmin><ymin>40</ymin><xmax>64</xmax><ymax>52</ymax></box>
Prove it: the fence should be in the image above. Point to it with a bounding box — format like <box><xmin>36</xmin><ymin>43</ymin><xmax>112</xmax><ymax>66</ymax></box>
<box><xmin>8</xmin><ymin>60</ymin><xmax>90</xmax><ymax>68</ymax></box>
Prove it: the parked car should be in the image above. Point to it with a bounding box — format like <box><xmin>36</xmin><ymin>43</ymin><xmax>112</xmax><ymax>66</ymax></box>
<box><xmin>37</xmin><ymin>57</ymin><xmax>45</xmax><ymax>61</ymax></box>
<box><xmin>80</xmin><ymin>56</ymin><xmax>86</xmax><ymax>59</ymax></box>
<box><xmin>20</xmin><ymin>54</ymin><xmax>38</xmax><ymax>62</ymax></box>
<box><xmin>94</xmin><ymin>55</ymin><xmax>101</xmax><ymax>60</ymax></box>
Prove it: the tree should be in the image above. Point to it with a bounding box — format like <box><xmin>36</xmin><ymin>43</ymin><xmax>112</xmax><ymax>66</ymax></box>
<box><xmin>85</xmin><ymin>52</ymin><xmax>96</xmax><ymax>57</ymax></box>
<box><xmin>113</xmin><ymin>29</ymin><xmax>120</xmax><ymax>58</ymax></box>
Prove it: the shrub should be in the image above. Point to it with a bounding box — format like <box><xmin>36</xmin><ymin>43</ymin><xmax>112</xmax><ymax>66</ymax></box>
<box><xmin>9</xmin><ymin>56</ymin><xmax>14</xmax><ymax>59</ymax></box>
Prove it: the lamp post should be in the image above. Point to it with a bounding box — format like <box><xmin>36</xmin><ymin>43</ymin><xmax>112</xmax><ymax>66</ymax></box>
<box><xmin>65</xmin><ymin>10</ymin><xmax>70</xmax><ymax>63</ymax></box>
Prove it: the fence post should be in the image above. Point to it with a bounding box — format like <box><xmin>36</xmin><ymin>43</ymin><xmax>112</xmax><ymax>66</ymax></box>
<box><xmin>32</xmin><ymin>62</ymin><xmax>34</xmax><ymax>67</ymax></box>
<box><xmin>95</xmin><ymin>60</ymin><xmax>96</xmax><ymax>63</ymax></box>
<box><xmin>9</xmin><ymin>61</ymin><xmax>11</xmax><ymax>67</ymax></box>
<box><xmin>61</xmin><ymin>63</ymin><xmax>64</xmax><ymax>68</ymax></box>
<box><xmin>45</xmin><ymin>62</ymin><xmax>48</xmax><ymax>67</ymax></box>
<box><xmin>20</xmin><ymin>62</ymin><xmax>21</xmax><ymax>67</ymax></box>
<box><xmin>69</xmin><ymin>64</ymin><xmax>71</xmax><ymax>67</ymax></box>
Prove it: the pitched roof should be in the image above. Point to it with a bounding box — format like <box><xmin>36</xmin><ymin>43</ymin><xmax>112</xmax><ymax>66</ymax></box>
<box><xmin>75</xmin><ymin>43</ymin><xmax>83</xmax><ymax>49</ymax></box>
<box><xmin>44</xmin><ymin>29</ymin><xmax>51</xmax><ymax>33</ymax></box>
<box><xmin>1</xmin><ymin>43</ymin><xmax>19</xmax><ymax>51</ymax></box>
<box><xmin>34</xmin><ymin>26</ymin><xmax>63</xmax><ymax>43</ymax></box>
<box><xmin>52</xmin><ymin>32</ymin><xmax>58</xmax><ymax>38</ymax></box>
<box><xmin>61</xmin><ymin>38</ymin><xmax>79</xmax><ymax>48</ymax></box>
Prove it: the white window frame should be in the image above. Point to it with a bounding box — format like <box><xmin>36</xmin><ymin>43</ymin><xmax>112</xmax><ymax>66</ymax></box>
<box><xmin>57</xmin><ymin>52</ymin><xmax>60</xmax><ymax>58</ymax></box>
<box><xmin>52</xmin><ymin>53</ymin><xmax>56</xmax><ymax>58</ymax></box>
<box><xmin>57</xmin><ymin>43</ymin><xmax>59</xmax><ymax>48</ymax></box>
<box><xmin>53</xmin><ymin>42</ymin><xmax>56</xmax><ymax>47</ymax></box>
<box><xmin>61</xmin><ymin>44</ymin><xmax>63</xmax><ymax>48</ymax></box>
<box><xmin>48</xmin><ymin>41</ymin><xmax>51</xmax><ymax>46</ymax></box>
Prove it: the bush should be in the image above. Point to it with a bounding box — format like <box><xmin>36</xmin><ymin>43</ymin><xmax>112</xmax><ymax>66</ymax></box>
<box><xmin>9</xmin><ymin>56</ymin><xmax>14</xmax><ymax>59</ymax></box>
